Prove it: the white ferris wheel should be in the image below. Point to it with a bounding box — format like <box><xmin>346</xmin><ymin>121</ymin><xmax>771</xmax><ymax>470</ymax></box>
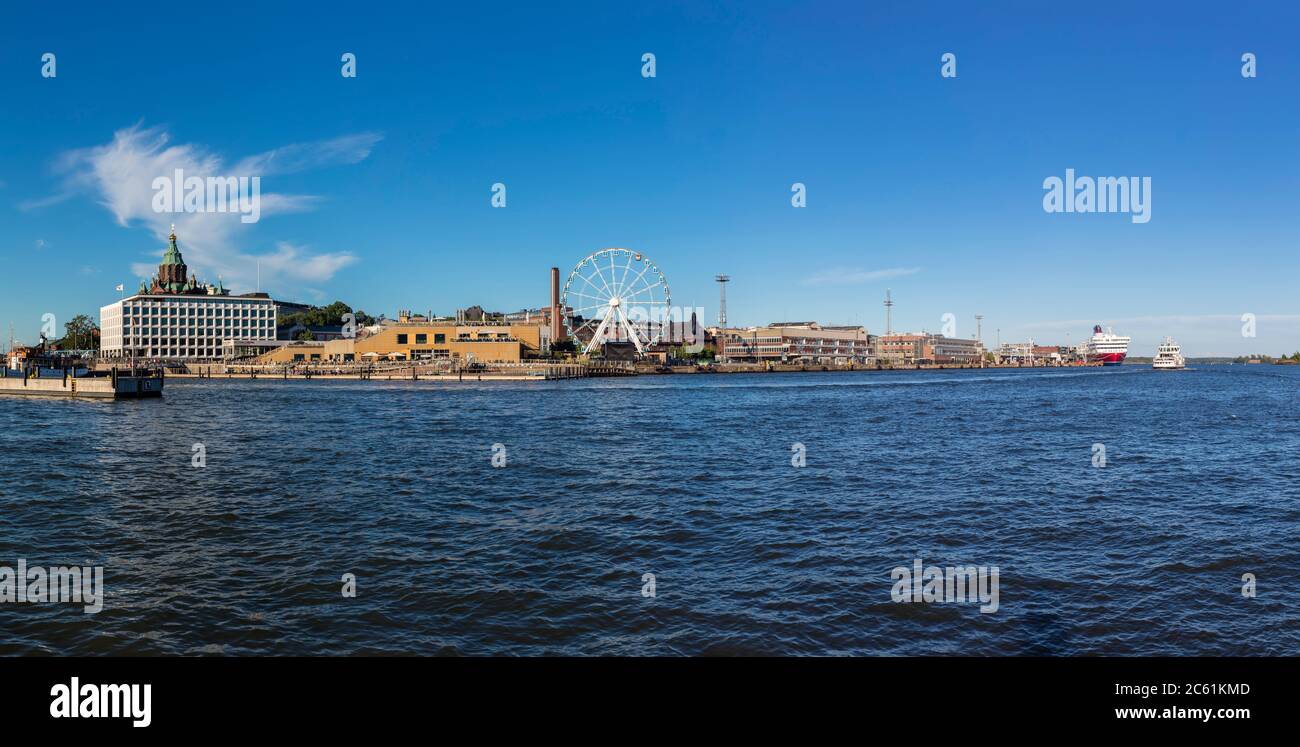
<box><xmin>562</xmin><ymin>248</ymin><xmax>671</xmax><ymax>355</ymax></box>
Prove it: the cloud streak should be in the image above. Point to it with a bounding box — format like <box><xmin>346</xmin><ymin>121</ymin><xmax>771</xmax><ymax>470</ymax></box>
<box><xmin>30</xmin><ymin>124</ymin><xmax>379</xmax><ymax>292</ymax></box>
<box><xmin>801</xmin><ymin>266</ymin><xmax>921</xmax><ymax>286</ymax></box>
<box><xmin>1021</xmin><ymin>314</ymin><xmax>1300</xmax><ymax>331</ymax></box>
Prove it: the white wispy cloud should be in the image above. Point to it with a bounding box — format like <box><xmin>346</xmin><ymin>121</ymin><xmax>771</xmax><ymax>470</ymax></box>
<box><xmin>801</xmin><ymin>266</ymin><xmax>921</xmax><ymax>286</ymax></box>
<box><xmin>19</xmin><ymin>192</ymin><xmax>76</xmax><ymax>211</ymax></box>
<box><xmin>1017</xmin><ymin>313</ymin><xmax>1300</xmax><ymax>355</ymax></box>
<box><xmin>1021</xmin><ymin>314</ymin><xmax>1300</xmax><ymax>331</ymax></box>
<box><xmin>257</xmin><ymin>242</ymin><xmax>357</xmax><ymax>284</ymax></box>
<box><xmin>233</xmin><ymin>132</ymin><xmax>382</xmax><ymax>176</ymax></box>
<box><xmin>27</xmin><ymin>124</ymin><xmax>379</xmax><ymax>292</ymax></box>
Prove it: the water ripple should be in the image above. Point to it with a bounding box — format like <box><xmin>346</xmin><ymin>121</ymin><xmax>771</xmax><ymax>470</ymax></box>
<box><xmin>0</xmin><ymin>366</ymin><xmax>1297</xmax><ymax>655</ymax></box>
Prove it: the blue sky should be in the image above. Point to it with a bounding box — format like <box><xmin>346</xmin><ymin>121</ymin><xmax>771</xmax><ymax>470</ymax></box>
<box><xmin>2</xmin><ymin>1</ymin><xmax>1297</xmax><ymax>355</ymax></box>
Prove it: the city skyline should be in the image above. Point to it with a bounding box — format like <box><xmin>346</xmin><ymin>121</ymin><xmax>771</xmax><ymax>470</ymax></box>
<box><xmin>3</xmin><ymin>1</ymin><xmax>1299</xmax><ymax>355</ymax></box>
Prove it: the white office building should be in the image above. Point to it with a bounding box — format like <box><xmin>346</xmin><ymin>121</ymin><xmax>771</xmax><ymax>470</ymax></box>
<box><xmin>99</xmin><ymin>229</ymin><xmax>277</xmax><ymax>360</ymax></box>
<box><xmin>101</xmin><ymin>295</ymin><xmax>277</xmax><ymax>360</ymax></box>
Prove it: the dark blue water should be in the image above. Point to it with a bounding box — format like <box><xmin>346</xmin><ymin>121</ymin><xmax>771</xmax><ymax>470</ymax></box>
<box><xmin>1</xmin><ymin>365</ymin><xmax>1297</xmax><ymax>655</ymax></box>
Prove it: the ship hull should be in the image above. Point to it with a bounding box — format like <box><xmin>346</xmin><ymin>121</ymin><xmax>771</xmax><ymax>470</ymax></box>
<box><xmin>1095</xmin><ymin>352</ymin><xmax>1126</xmax><ymax>365</ymax></box>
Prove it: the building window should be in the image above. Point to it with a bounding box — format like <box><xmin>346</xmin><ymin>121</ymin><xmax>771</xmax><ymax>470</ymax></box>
<box><xmin>416</xmin><ymin>333</ymin><xmax>428</xmax><ymax>344</ymax></box>
<box><xmin>397</xmin><ymin>334</ymin><xmax>409</xmax><ymax>344</ymax></box>
<box><xmin>434</xmin><ymin>334</ymin><xmax>446</xmax><ymax>344</ymax></box>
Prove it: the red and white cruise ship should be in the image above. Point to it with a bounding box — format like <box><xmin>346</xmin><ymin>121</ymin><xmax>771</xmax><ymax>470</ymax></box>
<box><xmin>1083</xmin><ymin>324</ymin><xmax>1130</xmax><ymax>365</ymax></box>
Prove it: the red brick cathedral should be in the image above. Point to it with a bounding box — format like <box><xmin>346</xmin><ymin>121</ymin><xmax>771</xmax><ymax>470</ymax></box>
<box><xmin>141</xmin><ymin>227</ymin><xmax>228</xmax><ymax>296</ymax></box>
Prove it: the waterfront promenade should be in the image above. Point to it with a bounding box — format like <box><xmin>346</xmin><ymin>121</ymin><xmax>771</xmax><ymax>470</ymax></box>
<box><xmin>155</xmin><ymin>358</ymin><xmax>1105</xmax><ymax>383</ymax></box>
<box><xmin>163</xmin><ymin>361</ymin><xmax>630</xmax><ymax>382</ymax></box>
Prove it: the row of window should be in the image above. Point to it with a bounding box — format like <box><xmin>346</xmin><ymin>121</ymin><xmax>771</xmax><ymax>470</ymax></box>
<box><xmin>122</xmin><ymin>325</ymin><xmax>272</xmax><ymax>334</ymax></box>
<box><xmin>121</xmin><ymin>306</ymin><xmax>273</xmax><ymax>317</ymax></box>
<box><xmin>122</xmin><ymin>349</ymin><xmax>223</xmax><ymax>358</ymax></box>
<box><xmin>395</xmin><ymin>333</ymin><xmax>447</xmax><ymax>345</ymax></box>
<box><xmin>124</xmin><ymin>336</ymin><xmax>271</xmax><ymax>343</ymax></box>
<box><xmin>391</xmin><ymin>332</ymin><xmax>515</xmax><ymax>345</ymax></box>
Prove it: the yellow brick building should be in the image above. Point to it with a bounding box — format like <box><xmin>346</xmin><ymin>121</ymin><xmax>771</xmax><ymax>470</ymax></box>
<box><xmin>254</xmin><ymin>321</ymin><xmax>550</xmax><ymax>364</ymax></box>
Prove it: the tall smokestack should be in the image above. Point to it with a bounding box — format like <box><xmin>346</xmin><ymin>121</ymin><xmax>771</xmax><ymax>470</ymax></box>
<box><xmin>550</xmin><ymin>267</ymin><xmax>563</xmax><ymax>341</ymax></box>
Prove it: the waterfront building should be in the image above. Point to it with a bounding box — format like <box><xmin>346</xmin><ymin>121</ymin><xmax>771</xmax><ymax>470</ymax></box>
<box><xmin>996</xmin><ymin>342</ymin><xmax>1073</xmax><ymax>365</ymax></box>
<box><xmin>99</xmin><ymin>229</ymin><xmax>277</xmax><ymax>360</ymax></box>
<box><xmin>877</xmin><ymin>333</ymin><xmax>985</xmax><ymax>365</ymax></box>
<box><xmin>876</xmin><ymin>333</ymin><xmax>927</xmax><ymax>364</ymax></box>
<box><xmin>250</xmin><ymin>319</ymin><xmax>552</xmax><ymax>364</ymax></box>
<box><xmin>364</xmin><ymin>319</ymin><xmax>550</xmax><ymax>360</ymax></box>
<box><xmin>715</xmin><ymin>322</ymin><xmax>873</xmax><ymax>365</ymax></box>
<box><xmin>1033</xmin><ymin>344</ymin><xmax>1069</xmax><ymax>362</ymax></box>
<box><xmin>996</xmin><ymin>341</ymin><xmax>1035</xmax><ymax>363</ymax></box>
<box><xmin>928</xmin><ymin>334</ymin><xmax>985</xmax><ymax>364</ymax></box>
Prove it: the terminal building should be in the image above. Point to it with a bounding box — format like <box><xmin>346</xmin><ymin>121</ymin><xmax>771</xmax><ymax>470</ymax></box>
<box><xmin>99</xmin><ymin>229</ymin><xmax>277</xmax><ymax>360</ymax></box>
<box><xmin>714</xmin><ymin>322</ymin><xmax>873</xmax><ymax>365</ymax></box>
<box><xmin>876</xmin><ymin>333</ymin><xmax>985</xmax><ymax>365</ymax></box>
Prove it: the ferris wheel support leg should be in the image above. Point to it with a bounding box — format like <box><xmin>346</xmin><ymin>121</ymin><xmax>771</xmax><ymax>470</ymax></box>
<box><xmin>617</xmin><ymin>307</ymin><xmax>646</xmax><ymax>355</ymax></box>
<box><xmin>584</xmin><ymin>314</ymin><xmax>615</xmax><ymax>355</ymax></box>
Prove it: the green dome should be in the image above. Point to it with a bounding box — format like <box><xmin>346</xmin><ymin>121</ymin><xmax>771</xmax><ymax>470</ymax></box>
<box><xmin>161</xmin><ymin>226</ymin><xmax>185</xmax><ymax>265</ymax></box>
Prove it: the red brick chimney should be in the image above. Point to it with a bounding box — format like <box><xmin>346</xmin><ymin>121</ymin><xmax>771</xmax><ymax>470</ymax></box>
<box><xmin>550</xmin><ymin>267</ymin><xmax>563</xmax><ymax>340</ymax></box>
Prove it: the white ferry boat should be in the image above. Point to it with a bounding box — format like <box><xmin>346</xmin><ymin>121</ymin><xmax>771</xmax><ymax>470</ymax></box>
<box><xmin>1152</xmin><ymin>337</ymin><xmax>1185</xmax><ymax>370</ymax></box>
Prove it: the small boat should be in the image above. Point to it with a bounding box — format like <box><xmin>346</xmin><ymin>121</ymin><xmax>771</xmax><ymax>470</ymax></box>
<box><xmin>1152</xmin><ymin>337</ymin><xmax>1186</xmax><ymax>370</ymax></box>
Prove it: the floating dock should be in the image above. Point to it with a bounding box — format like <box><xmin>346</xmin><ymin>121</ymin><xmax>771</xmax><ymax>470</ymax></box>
<box><xmin>0</xmin><ymin>367</ymin><xmax>164</xmax><ymax>399</ymax></box>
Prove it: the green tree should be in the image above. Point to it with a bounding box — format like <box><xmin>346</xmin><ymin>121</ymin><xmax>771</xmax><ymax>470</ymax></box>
<box><xmin>59</xmin><ymin>314</ymin><xmax>99</xmax><ymax>350</ymax></box>
<box><xmin>279</xmin><ymin>301</ymin><xmax>374</xmax><ymax>328</ymax></box>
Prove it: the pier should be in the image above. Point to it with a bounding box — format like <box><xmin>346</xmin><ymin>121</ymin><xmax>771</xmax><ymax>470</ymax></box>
<box><xmin>164</xmin><ymin>360</ymin><xmax>637</xmax><ymax>382</ymax></box>
<box><xmin>131</xmin><ymin>358</ymin><xmax>1102</xmax><ymax>385</ymax></box>
<box><xmin>0</xmin><ymin>366</ymin><xmax>164</xmax><ymax>399</ymax></box>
